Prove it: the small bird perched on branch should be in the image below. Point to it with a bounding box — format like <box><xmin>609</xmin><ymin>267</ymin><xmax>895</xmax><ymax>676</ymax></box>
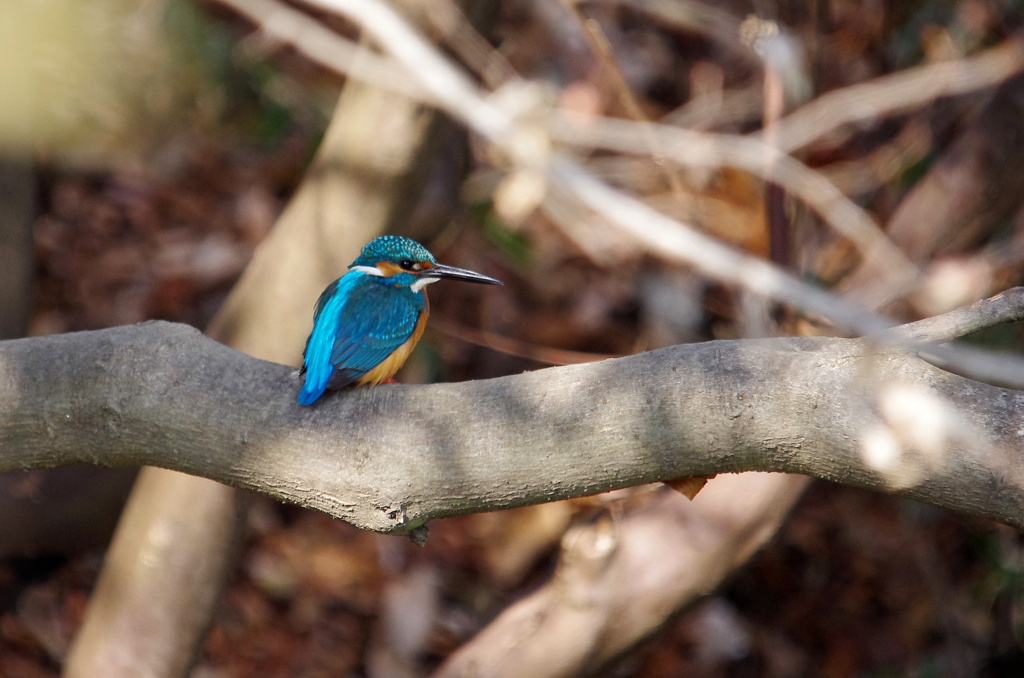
<box><xmin>298</xmin><ymin>235</ymin><xmax>502</xmax><ymax>405</ymax></box>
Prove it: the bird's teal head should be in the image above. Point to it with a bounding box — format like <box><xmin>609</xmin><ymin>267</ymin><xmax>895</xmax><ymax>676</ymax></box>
<box><xmin>349</xmin><ymin>235</ymin><xmax>502</xmax><ymax>291</ymax></box>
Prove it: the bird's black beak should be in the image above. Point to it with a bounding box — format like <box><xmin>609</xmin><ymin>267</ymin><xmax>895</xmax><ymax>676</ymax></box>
<box><xmin>424</xmin><ymin>263</ymin><xmax>503</xmax><ymax>285</ymax></box>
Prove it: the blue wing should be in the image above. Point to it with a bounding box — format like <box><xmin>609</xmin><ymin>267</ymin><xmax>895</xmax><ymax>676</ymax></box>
<box><xmin>298</xmin><ymin>272</ymin><xmax>424</xmax><ymax>405</ymax></box>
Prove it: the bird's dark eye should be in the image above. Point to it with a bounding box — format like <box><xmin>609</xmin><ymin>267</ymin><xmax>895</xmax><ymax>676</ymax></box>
<box><xmin>400</xmin><ymin>259</ymin><xmax>415</xmax><ymax>270</ymax></box>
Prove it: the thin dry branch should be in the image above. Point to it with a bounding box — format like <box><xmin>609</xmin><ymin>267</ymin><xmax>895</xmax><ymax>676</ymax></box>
<box><xmin>219</xmin><ymin>0</ymin><xmax>426</xmax><ymax>98</ymax></box>
<box><xmin>2</xmin><ymin>291</ymin><xmax>1023</xmax><ymax>533</ymax></box>
<box><xmin>546</xmin><ymin>112</ymin><xmax>916</xmax><ymax>285</ymax></box>
<box><xmin>546</xmin><ymin>157</ymin><xmax>893</xmax><ymax>333</ymax></box>
<box><xmin>562</xmin><ymin>0</ymin><xmax>687</xmax><ymax>195</ymax></box>
<box><xmin>219</xmin><ymin>0</ymin><xmax>892</xmax><ymax>330</ymax></box>
<box><xmin>210</xmin><ymin>0</ymin><xmax>914</xmax><ymax>349</ymax></box>
<box><xmin>888</xmin><ymin>287</ymin><xmax>1024</xmax><ymax>343</ymax></box>
<box><xmin>763</xmin><ymin>35</ymin><xmax>1024</xmax><ymax>153</ymax></box>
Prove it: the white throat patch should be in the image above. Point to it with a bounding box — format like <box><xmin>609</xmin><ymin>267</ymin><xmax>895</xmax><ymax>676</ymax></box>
<box><xmin>411</xmin><ymin>276</ymin><xmax>440</xmax><ymax>293</ymax></box>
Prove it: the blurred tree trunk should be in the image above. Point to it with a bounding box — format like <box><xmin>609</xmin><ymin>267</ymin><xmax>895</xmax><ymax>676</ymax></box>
<box><xmin>435</xmin><ymin>475</ymin><xmax>806</xmax><ymax>678</ymax></box>
<box><xmin>62</xmin><ymin>28</ymin><xmax>463</xmax><ymax>678</ymax></box>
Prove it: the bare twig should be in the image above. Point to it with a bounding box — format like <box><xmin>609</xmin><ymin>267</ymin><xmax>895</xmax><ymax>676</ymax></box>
<box><xmin>430</xmin><ymin>318</ymin><xmax>619</xmax><ymax>365</ymax></box>
<box><xmin>218</xmin><ymin>0</ymin><xmax>905</xmax><ymax>335</ymax></box>
<box><xmin>562</xmin><ymin>0</ymin><xmax>686</xmax><ymax>195</ymax></box>
<box><xmin>414</xmin><ymin>0</ymin><xmax>518</xmax><ymax>90</ymax></box>
<box><xmin>546</xmin><ymin>157</ymin><xmax>893</xmax><ymax>334</ymax></box>
<box><xmin>589</xmin><ymin>0</ymin><xmax>748</xmax><ymax>59</ymax></box>
<box><xmin>888</xmin><ymin>287</ymin><xmax>1024</xmax><ymax>343</ymax></box>
<box><xmin>547</xmin><ymin>116</ymin><xmax>916</xmax><ymax>285</ymax></box>
<box><xmin>219</xmin><ymin>0</ymin><xmax>427</xmax><ymax>98</ymax></box>
<box><xmin>764</xmin><ymin>34</ymin><xmax>1024</xmax><ymax>153</ymax></box>
<box><xmin>298</xmin><ymin>0</ymin><xmax>511</xmax><ymax>139</ymax></box>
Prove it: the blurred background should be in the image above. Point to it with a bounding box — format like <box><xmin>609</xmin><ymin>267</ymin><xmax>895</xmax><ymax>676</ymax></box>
<box><xmin>1</xmin><ymin>0</ymin><xmax>1023</xmax><ymax>676</ymax></box>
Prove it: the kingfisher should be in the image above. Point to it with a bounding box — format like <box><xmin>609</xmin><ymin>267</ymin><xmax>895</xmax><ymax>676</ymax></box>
<box><xmin>297</xmin><ymin>235</ymin><xmax>502</xmax><ymax>406</ymax></box>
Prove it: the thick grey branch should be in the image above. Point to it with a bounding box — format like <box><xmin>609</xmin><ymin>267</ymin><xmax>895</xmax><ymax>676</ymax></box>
<box><xmin>1</xmin><ymin>300</ymin><xmax>1023</xmax><ymax>533</ymax></box>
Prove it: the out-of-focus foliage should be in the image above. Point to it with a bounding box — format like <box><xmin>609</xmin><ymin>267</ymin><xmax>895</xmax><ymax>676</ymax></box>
<box><xmin>13</xmin><ymin>1</ymin><xmax>337</xmax><ymax>335</ymax></box>
<box><xmin>0</xmin><ymin>0</ymin><xmax>334</xmax><ymax>165</ymax></box>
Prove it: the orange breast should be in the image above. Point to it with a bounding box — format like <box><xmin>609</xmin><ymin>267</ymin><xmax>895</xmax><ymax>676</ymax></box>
<box><xmin>354</xmin><ymin>305</ymin><xmax>429</xmax><ymax>387</ymax></box>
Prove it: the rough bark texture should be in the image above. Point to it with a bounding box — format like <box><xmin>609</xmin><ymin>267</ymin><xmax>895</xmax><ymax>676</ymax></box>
<box><xmin>2</xmin><ymin>292</ymin><xmax>1023</xmax><ymax>533</ymax></box>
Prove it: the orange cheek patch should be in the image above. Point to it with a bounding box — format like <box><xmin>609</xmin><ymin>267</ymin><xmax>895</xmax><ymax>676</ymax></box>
<box><xmin>376</xmin><ymin>261</ymin><xmax>403</xmax><ymax>276</ymax></box>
